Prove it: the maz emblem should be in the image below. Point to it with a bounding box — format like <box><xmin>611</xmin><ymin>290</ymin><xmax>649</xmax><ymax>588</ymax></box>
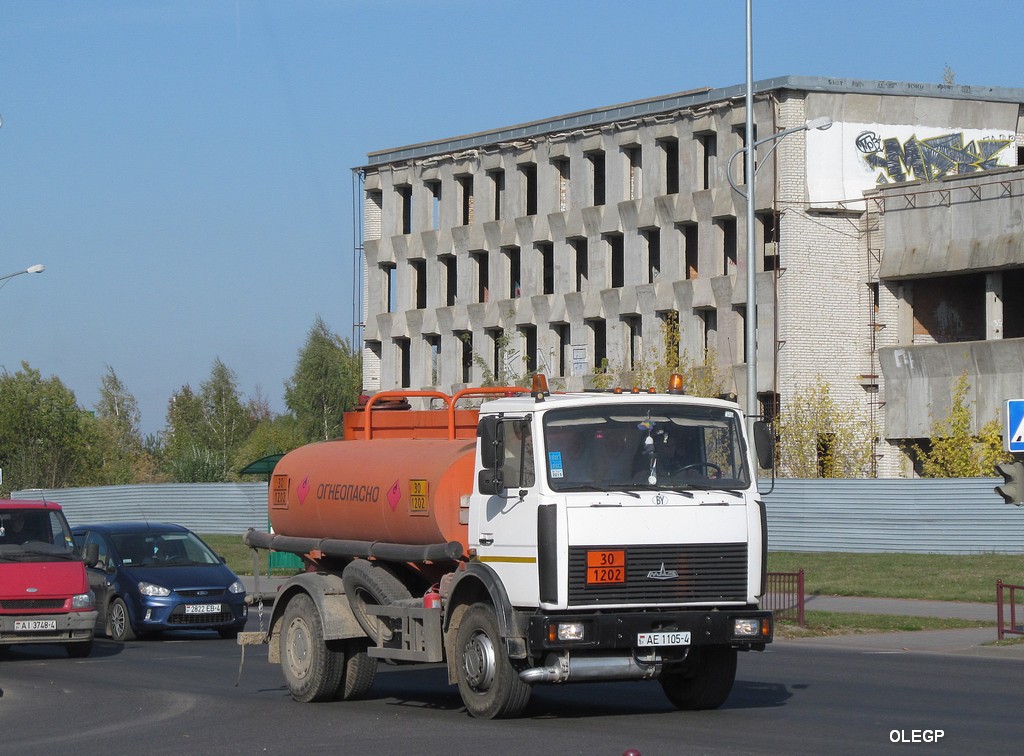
<box><xmin>646</xmin><ymin>562</ymin><xmax>679</xmax><ymax>580</ymax></box>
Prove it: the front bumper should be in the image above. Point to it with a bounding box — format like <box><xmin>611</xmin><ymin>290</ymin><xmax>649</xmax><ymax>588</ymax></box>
<box><xmin>132</xmin><ymin>596</ymin><xmax>248</xmax><ymax>632</ymax></box>
<box><xmin>0</xmin><ymin>610</ymin><xmax>98</xmax><ymax>645</ymax></box>
<box><xmin>525</xmin><ymin>608</ymin><xmax>773</xmax><ymax>653</ymax></box>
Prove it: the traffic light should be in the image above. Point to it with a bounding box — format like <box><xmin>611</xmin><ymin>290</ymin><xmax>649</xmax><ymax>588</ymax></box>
<box><xmin>994</xmin><ymin>460</ymin><xmax>1024</xmax><ymax>506</ymax></box>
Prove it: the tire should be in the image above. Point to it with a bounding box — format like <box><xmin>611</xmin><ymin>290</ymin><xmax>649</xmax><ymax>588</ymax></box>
<box><xmin>108</xmin><ymin>598</ymin><xmax>137</xmax><ymax>642</ymax></box>
<box><xmin>336</xmin><ymin>638</ymin><xmax>377</xmax><ymax>700</ymax></box>
<box><xmin>280</xmin><ymin>593</ymin><xmax>344</xmax><ymax>703</ymax></box>
<box><xmin>218</xmin><ymin>628</ymin><xmax>240</xmax><ymax>640</ymax></box>
<box><xmin>66</xmin><ymin>640</ymin><xmax>93</xmax><ymax>658</ymax></box>
<box><xmin>454</xmin><ymin>603</ymin><xmax>531</xmax><ymax>720</ymax></box>
<box><xmin>341</xmin><ymin>560</ymin><xmax>413</xmax><ymax>645</ymax></box>
<box><xmin>660</xmin><ymin>646</ymin><xmax>737</xmax><ymax>710</ymax></box>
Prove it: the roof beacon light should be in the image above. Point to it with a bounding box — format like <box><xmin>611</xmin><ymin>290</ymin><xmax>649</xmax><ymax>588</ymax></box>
<box><xmin>667</xmin><ymin>373</ymin><xmax>686</xmax><ymax>395</ymax></box>
<box><xmin>531</xmin><ymin>373</ymin><xmax>550</xmax><ymax>400</ymax></box>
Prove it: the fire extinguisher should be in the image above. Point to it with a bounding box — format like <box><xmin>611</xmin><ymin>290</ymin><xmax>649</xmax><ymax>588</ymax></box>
<box><xmin>422</xmin><ymin>585</ymin><xmax>441</xmax><ymax>609</ymax></box>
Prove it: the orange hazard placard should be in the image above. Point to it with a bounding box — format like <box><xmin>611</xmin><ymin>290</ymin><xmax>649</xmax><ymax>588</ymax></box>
<box><xmin>586</xmin><ymin>549</ymin><xmax>625</xmax><ymax>584</ymax></box>
<box><xmin>409</xmin><ymin>479</ymin><xmax>428</xmax><ymax>515</ymax></box>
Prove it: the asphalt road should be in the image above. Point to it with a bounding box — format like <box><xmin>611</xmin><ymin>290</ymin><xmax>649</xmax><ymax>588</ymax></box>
<box><xmin>2</xmin><ymin>623</ymin><xmax>1022</xmax><ymax>756</ymax></box>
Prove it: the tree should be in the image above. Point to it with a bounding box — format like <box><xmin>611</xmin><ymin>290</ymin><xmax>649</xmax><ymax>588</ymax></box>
<box><xmin>93</xmin><ymin>366</ymin><xmax>159</xmax><ymax>484</ymax></box>
<box><xmin>163</xmin><ymin>358</ymin><xmax>258</xmax><ymax>482</ymax></box>
<box><xmin>777</xmin><ymin>376</ymin><xmax>872</xmax><ymax>478</ymax></box>
<box><xmin>0</xmin><ymin>362</ymin><xmax>97</xmax><ymax>494</ymax></box>
<box><xmin>232</xmin><ymin>414</ymin><xmax>307</xmax><ymax>475</ymax></box>
<box><xmin>912</xmin><ymin>372</ymin><xmax>1009</xmax><ymax>477</ymax></box>
<box><xmin>285</xmin><ymin>316</ymin><xmax>362</xmax><ymax>441</ymax></box>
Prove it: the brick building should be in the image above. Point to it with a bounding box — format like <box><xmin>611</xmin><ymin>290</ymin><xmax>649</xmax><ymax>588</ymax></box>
<box><xmin>354</xmin><ymin>75</ymin><xmax>1024</xmax><ymax>477</ymax></box>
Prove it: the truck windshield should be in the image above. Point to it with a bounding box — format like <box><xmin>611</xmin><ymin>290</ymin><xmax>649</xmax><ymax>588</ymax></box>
<box><xmin>543</xmin><ymin>405</ymin><xmax>751</xmax><ymax>492</ymax></box>
<box><xmin>0</xmin><ymin>508</ymin><xmax>78</xmax><ymax>561</ymax></box>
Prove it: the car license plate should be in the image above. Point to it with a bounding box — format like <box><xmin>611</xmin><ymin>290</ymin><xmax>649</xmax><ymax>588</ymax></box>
<box><xmin>637</xmin><ymin>631</ymin><xmax>691</xmax><ymax>647</ymax></box>
<box><xmin>184</xmin><ymin>604</ymin><xmax>221</xmax><ymax>615</ymax></box>
<box><xmin>14</xmin><ymin>619</ymin><xmax>57</xmax><ymax>631</ymax></box>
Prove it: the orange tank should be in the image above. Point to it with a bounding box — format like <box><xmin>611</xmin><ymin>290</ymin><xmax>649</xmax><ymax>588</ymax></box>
<box><xmin>269</xmin><ymin>437</ymin><xmax>477</xmax><ymax>556</ymax></box>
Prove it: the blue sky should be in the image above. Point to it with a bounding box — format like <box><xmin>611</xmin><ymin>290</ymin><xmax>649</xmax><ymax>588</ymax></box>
<box><xmin>1</xmin><ymin>0</ymin><xmax>1021</xmax><ymax>436</ymax></box>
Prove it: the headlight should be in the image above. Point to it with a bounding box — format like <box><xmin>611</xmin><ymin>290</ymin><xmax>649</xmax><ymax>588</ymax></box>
<box><xmin>548</xmin><ymin>621</ymin><xmax>586</xmax><ymax>642</ymax></box>
<box><xmin>72</xmin><ymin>591</ymin><xmax>95</xmax><ymax>609</ymax></box>
<box><xmin>228</xmin><ymin>579</ymin><xmax>245</xmax><ymax>594</ymax></box>
<box><xmin>139</xmin><ymin>582</ymin><xmax>170</xmax><ymax>597</ymax></box>
<box><xmin>733</xmin><ymin>617</ymin><xmax>771</xmax><ymax>637</ymax></box>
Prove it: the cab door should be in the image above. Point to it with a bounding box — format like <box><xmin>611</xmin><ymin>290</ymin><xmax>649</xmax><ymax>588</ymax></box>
<box><xmin>471</xmin><ymin>416</ymin><xmax>541</xmax><ymax>606</ymax></box>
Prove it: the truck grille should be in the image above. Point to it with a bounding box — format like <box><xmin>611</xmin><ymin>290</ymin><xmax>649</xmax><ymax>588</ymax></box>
<box><xmin>1</xmin><ymin>599</ymin><xmax>66</xmax><ymax>610</ymax></box>
<box><xmin>567</xmin><ymin>543</ymin><xmax>748</xmax><ymax>606</ymax></box>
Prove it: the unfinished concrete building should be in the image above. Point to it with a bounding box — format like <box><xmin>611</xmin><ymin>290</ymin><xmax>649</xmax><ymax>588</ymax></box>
<box><xmin>354</xmin><ymin>75</ymin><xmax>1024</xmax><ymax>477</ymax></box>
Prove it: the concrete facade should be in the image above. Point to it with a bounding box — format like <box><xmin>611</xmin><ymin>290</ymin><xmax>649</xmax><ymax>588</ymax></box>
<box><xmin>354</xmin><ymin>76</ymin><xmax>1024</xmax><ymax>477</ymax></box>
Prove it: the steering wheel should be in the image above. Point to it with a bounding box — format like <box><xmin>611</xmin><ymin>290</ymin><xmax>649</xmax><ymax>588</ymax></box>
<box><xmin>677</xmin><ymin>462</ymin><xmax>722</xmax><ymax>479</ymax></box>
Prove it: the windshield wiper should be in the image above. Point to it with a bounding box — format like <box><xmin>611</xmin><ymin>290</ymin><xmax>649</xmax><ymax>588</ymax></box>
<box><xmin>561</xmin><ymin>483</ymin><xmax>640</xmax><ymax>499</ymax></box>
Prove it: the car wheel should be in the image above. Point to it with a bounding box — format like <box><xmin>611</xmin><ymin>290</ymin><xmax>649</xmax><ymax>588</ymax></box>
<box><xmin>454</xmin><ymin>603</ymin><xmax>531</xmax><ymax>719</ymax></box>
<box><xmin>660</xmin><ymin>646</ymin><xmax>737</xmax><ymax>710</ymax></box>
<box><xmin>108</xmin><ymin>597</ymin><xmax>137</xmax><ymax>642</ymax></box>
<box><xmin>341</xmin><ymin>559</ymin><xmax>413</xmax><ymax>645</ymax></box>
<box><xmin>218</xmin><ymin>628</ymin><xmax>240</xmax><ymax>640</ymax></box>
<box><xmin>66</xmin><ymin>640</ymin><xmax>93</xmax><ymax>658</ymax></box>
<box><xmin>280</xmin><ymin>593</ymin><xmax>343</xmax><ymax>703</ymax></box>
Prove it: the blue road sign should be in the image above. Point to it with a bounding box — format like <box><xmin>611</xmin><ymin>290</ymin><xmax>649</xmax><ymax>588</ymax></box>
<box><xmin>1005</xmin><ymin>400</ymin><xmax>1024</xmax><ymax>453</ymax></box>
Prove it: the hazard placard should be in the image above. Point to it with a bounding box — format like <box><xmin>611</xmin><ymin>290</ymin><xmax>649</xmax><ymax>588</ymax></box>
<box><xmin>1004</xmin><ymin>400</ymin><xmax>1024</xmax><ymax>453</ymax></box>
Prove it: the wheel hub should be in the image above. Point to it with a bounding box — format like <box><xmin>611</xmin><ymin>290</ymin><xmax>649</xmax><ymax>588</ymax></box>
<box><xmin>463</xmin><ymin>629</ymin><xmax>497</xmax><ymax>691</ymax></box>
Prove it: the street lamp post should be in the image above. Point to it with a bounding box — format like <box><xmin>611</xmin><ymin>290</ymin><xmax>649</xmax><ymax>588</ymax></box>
<box><xmin>0</xmin><ymin>264</ymin><xmax>46</xmax><ymax>289</ymax></box>
<box><xmin>732</xmin><ymin>2</ymin><xmax>832</xmax><ymax>431</ymax></box>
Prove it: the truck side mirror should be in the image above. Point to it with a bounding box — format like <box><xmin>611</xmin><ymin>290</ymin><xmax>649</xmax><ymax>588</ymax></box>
<box><xmin>753</xmin><ymin>421</ymin><xmax>774</xmax><ymax>471</ymax></box>
<box><xmin>478</xmin><ymin>468</ymin><xmax>505</xmax><ymax>496</ymax></box>
<box><xmin>478</xmin><ymin>415</ymin><xmax>504</xmax><ymax>470</ymax></box>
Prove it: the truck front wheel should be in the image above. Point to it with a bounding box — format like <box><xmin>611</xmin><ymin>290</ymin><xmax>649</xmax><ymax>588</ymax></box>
<box><xmin>660</xmin><ymin>646</ymin><xmax>737</xmax><ymax>710</ymax></box>
<box><xmin>281</xmin><ymin>593</ymin><xmax>344</xmax><ymax>703</ymax></box>
<box><xmin>454</xmin><ymin>603</ymin><xmax>531</xmax><ymax>719</ymax></box>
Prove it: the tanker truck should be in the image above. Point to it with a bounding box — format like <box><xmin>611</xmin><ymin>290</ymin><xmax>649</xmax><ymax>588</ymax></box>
<box><xmin>242</xmin><ymin>374</ymin><xmax>774</xmax><ymax>719</ymax></box>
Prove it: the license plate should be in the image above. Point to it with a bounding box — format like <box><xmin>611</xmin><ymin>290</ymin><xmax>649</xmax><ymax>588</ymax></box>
<box><xmin>14</xmin><ymin>619</ymin><xmax>57</xmax><ymax>631</ymax></box>
<box><xmin>185</xmin><ymin>604</ymin><xmax>221</xmax><ymax>615</ymax></box>
<box><xmin>637</xmin><ymin>631</ymin><xmax>691</xmax><ymax>647</ymax></box>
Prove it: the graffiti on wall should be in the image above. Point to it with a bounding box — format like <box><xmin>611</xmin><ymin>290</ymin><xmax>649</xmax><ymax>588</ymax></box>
<box><xmin>855</xmin><ymin>130</ymin><xmax>1012</xmax><ymax>184</ymax></box>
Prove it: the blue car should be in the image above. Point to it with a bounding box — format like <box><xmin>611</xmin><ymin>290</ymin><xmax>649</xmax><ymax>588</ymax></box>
<box><xmin>71</xmin><ymin>522</ymin><xmax>247</xmax><ymax>641</ymax></box>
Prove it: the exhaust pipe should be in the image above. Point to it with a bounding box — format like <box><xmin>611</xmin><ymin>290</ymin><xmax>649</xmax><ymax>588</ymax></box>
<box><xmin>519</xmin><ymin>652</ymin><xmax>664</xmax><ymax>684</ymax></box>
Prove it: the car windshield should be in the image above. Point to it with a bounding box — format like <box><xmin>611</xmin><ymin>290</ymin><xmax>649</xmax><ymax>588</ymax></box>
<box><xmin>543</xmin><ymin>404</ymin><xmax>751</xmax><ymax>492</ymax></box>
<box><xmin>110</xmin><ymin>531</ymin><xmax>222</xmax><ymax>568</ymax></box>
<box><xmin>0</xmin><ymin>508</ymin><xmax>78</xmax><ymax>561</ymax></box>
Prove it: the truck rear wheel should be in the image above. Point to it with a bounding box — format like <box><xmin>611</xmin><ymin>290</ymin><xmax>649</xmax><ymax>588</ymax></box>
<box><xmin>660</xmin><ymin>646</ymin><xmax>737</xmax><ymax>710</ymax></box>
<box><xmin>342</xmin><ymin>559</ymin><xmax>412</xmax><ymax>645</ymax></box>
<box><xmin>281</xmin><ymin>593</ymin><xmax>343</xmax><ymax>703</ymax></box>
<box><xmin>454</xmin><ymin>603</ymin><xmax>531</xmax><ymax>719</ymax></box>
<box><xmin>337</xmin><ymin>638</ymin><xmax>377</xmax><ymax>700</ymax></box>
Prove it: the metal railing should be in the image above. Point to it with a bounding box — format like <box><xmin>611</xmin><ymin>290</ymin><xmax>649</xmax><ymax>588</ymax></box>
<box><xmin>997</xmin><ymin>579</ymin><xmax>1024</xmax><ymax>641</ymax></box>
<box><xmin>765</xmin><ymin>569</ymin><xmax>805</xmax><ymax>627</ymax></box>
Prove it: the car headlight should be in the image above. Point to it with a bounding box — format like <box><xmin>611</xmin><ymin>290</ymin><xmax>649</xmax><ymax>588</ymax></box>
<box><xmin>138</xmin><ymin>582</ymin><xmax>170</xmax><ymax>597</ymax></box>
<box><xmin>228</xmin><ymin>579</ymin><xmax>245</xmax><ymax>595</ymax></box>
<box><xmin>72</xmin><ymin>591</ymin><xmax>95</xmax><ymax>609</ymax></box>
